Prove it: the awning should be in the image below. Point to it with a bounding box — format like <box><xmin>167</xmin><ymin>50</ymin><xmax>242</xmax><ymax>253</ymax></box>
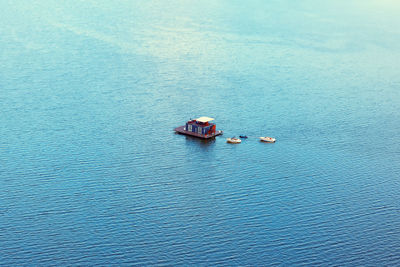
<box><xmin>195</xmin><ymin>116</ymin><xmax>215</xmax><ymax>123</ymax></box>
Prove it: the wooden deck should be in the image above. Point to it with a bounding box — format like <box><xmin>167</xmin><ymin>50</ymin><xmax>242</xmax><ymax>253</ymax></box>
<box><xmin>174</xmin><ymin>126</ymin><xmax>223</xmax><ymax>139</ymax></box>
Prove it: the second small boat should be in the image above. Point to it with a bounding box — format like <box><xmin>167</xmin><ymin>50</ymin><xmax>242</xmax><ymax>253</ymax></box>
<box><xmin>260</xmin><ymin>137</ymin><xmax>276</xmax><ymax>143</ymax></box>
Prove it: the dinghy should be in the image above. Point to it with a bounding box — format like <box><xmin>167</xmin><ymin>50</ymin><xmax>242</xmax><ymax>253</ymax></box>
<box><xmin>259</xmin><ymin>136</ymin><xmax>276</xmax><ymax>143</ymax></box>
<box><xmin>227</xmin><ymin>137</ymin><xmax>241</xmax><ymax>144</ymax></box>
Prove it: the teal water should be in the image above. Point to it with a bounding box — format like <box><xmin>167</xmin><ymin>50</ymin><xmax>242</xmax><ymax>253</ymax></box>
<box><xmin>1</xmin><ymin>1</ymin><xmax>400</xmax><ymax>265</ymax></box>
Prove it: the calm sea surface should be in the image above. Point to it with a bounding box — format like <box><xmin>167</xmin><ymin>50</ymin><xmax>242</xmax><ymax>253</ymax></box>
<box><xmin>1</xmin><ymin>0</ymin><xmax>400</xmax><ymax>265</ymax></box>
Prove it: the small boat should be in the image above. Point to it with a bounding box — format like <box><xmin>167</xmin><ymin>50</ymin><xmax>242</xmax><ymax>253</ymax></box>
<box><xmin>260</xmin><ymin>136</ymin><xmax>276</xmax><ymax>143</ymax></box>
<box><xmin>239</xmin><ymin>135</ymin><xmax>248</xmax><ymax>139</ymax></box>
<box><xmin>227</xmin><ymin>137</ymin><xmax>241</xmax><ymax>144</ymax></box>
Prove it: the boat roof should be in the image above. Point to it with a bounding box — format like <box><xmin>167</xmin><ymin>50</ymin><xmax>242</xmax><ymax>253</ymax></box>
<box><xmin>195</xmin><ymin>116</ymin><xmax>214</xmax><ymax>123</ymax></box>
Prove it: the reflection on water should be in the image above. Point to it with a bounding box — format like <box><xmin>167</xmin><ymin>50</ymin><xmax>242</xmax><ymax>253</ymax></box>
<box><xmin>183</xmin><ymin>134</ymin><xmax>217</xmax><ymax>146</ymax></box>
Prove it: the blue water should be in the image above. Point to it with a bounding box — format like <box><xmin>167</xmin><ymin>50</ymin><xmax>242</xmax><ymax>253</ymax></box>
<box><xmin>1</xmin><ymin>0</ymin><xmax>400</xmax><ymax>265</ymax></box>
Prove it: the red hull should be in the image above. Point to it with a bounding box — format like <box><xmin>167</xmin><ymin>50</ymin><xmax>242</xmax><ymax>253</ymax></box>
<box><xmin>174</xmin><ymin>126</ymin><xmax>223</xmax><ymax>139</ymax></box>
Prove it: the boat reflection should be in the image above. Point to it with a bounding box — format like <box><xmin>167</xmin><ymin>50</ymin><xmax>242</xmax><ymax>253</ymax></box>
<box><xmin>184</xmin><ymin>135</ymin><xmax>216</xmax><ymax>147</ymax></box>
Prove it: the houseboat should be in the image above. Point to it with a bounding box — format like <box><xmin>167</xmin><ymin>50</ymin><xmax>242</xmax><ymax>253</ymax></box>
<box><xmin>174</xmin><ymin>117</ymin><xmax>223</xmax><ymax>139</ymax></box>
